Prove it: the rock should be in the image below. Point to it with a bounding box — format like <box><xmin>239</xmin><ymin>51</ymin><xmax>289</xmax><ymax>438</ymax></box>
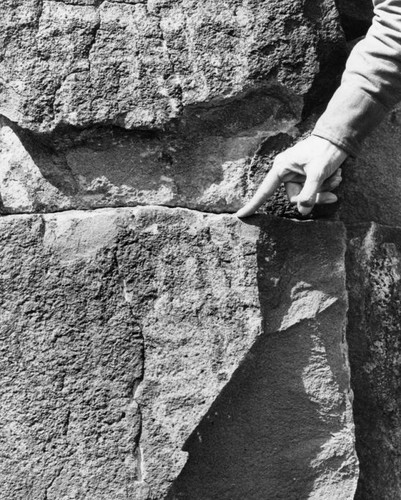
<box><xmin>0</xmin><ymin>97</ymin><xmax>299</xmax><ymax>214</ymax></box>
<box><xmin>0</xmin><ymin>210</ymin><xmax>144</xmax><ymax>500</ymax></box>
<box><xmin>0</xmin><ymin>0</ymin><xmax>343</xmax><ymax>133</ymax></box>
<box><xmin>347</xmin><ymin>223</ymin><xmax>401</xmax><ymax>499</ymax></box>
<box><xmin>0</xmin><ymin>1</ymin><xmax>346</xmax><ymax>215</ymax></box>
<box><xmin>0</xmin><ymin>207</ymin><xmax>358</xmax><ymax>499</ymax></box>
<box><xmin>338</xmin><ymin>103</ymin><xmax>401</xmax><ymax>227</ymax></box>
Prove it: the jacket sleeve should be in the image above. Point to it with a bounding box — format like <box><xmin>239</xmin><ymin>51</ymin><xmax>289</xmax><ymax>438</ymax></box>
<box><xmin>312</xmin><ymin>0</ymin><xmax>401</xmax><ymax>156</ymax></box>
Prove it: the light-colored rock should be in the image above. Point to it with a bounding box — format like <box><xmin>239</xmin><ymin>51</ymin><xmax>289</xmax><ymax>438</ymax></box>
<box><xmin>0</xmin><ymin>207</ymin><xmax>358</xmax><ymax>499</ymax></box>
<box><xmin>347</xmin><ymin>223</ymin><xmax>401</xmax><ymax>499</ymax></box>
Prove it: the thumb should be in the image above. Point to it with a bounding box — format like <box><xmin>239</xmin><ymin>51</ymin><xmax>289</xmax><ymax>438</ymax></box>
<box><xmin>295</xmin><ymin>175</ymin><xmax>321</xmax><ymax>215</ymax></box>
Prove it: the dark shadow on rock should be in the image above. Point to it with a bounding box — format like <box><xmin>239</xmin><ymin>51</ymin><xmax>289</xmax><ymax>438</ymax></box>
<box><xmin>166</xmin><ymin>216</ymin><xmax>352</xmax><ymax>500</ymax></box>
<box><xmin>334</xmin><ymin>0</ymin><xmax>373</xmax><ymax>41</ymax></box>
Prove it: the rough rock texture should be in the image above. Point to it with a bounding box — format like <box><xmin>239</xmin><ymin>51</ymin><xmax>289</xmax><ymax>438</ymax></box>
<box><xmin>1</xmin><ymin>0</ymin><xmax>385</xmax><ymax>498</ymax></box>
<box><xmin>1</xmin><ymin>0</ymin><xmax>343</xmax><ymax>133</ymax></box>
<box><xmin>347</xmin><ymin>223</ymin><xmax>401</xmax><ymax>500</ymax></box>
<box><xmin>338</xmin><ymin>103</ymin><xmax>401</xmax><ymax>228</ymax></box>
<box><xmin>0</xmin><ymin>0</ymin><xmax>346</xmax><ymax>214</ymax></box>
<box><xmin>0</xmin><ymin>207</ymin><xmax>358</xmax><ymax>499</ymax></box>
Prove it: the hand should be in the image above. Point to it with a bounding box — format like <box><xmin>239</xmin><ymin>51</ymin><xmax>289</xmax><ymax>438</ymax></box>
<box><xmin>235</xmin><ymin>136</ymin><xmax>348</xmax><ymax>217</ymax></box>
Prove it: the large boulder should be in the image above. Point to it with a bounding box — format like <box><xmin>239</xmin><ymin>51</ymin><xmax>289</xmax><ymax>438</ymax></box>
<box><xmin>0</xmin><ymin>207</ymin><xmax>358</xmax><ymax>499</ymax></box>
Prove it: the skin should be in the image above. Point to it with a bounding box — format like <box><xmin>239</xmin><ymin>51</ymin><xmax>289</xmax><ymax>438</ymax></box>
<box><xmin>235</xmin><ymin>135</ymin><xmax>348</xmax><ymax>218</ymax></box>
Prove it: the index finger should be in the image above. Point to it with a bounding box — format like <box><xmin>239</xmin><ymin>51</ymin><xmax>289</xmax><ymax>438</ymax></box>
<box><xmin>235</xmin><ymin>168</ymin><xmax>281</xmax><ymax>218</ymax></box>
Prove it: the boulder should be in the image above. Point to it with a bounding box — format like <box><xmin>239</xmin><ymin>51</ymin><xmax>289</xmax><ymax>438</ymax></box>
<box><xmin>0</xmin><ymin>207</ymin><xmax>358</xmax><ymax>499</ymax></box>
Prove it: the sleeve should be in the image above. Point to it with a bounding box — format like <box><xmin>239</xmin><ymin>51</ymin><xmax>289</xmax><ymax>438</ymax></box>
<box><xmin>312</xmin><ymin>0</ymin><xmax>401</xmax><ymax>157</ymax></box>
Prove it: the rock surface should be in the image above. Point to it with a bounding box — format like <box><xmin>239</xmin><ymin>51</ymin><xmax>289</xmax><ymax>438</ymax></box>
<box><xmin>0</xmin><ymin>0</ymin><xmax>343</xmax><ymax>133</ymax></box>
<box><xmin>0</xmin><ymin>207</ymin><xmax>358</xmax><ymax>499</ymax></box>
<box><xmin>0</xmin><ymin>0</ymin><xmax>346</xmax><ymax>215</ymax></box>
<box><xmin>347</xmin><ymin>223</ymin><xmax>401</xmax><ymax>499</ymax></box>
<box><xmin>338</xmin><ymin>103</ymin><xmax>401</xmax><ymax>228</ymax></box>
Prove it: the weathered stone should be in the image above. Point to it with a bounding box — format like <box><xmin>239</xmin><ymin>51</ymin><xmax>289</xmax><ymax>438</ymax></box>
<box><xmin>0</xmin><ymin>210</ymin><xmax>145</xmax><ymax>500</ymax></box>
<box><xmin>347</xmin><ymin>223</ymin><xmax>401</xmax><ymax>499</ymax></box>
<box><xmin>0</xmin><ymin>97</ymin><xmax>299</xmax><ymax>214</ymax></box>
<box><xmin>0</xmin><ymin>207</ymin><xmax>357</xmax><ymax>499</ymax></box>
<box><xmin>0</xmin><ymin>0</ymin><xmax>343</xmax><ymax>133</ymax></box>
<box><xmin>338</xmin><ymin>103</ymin><xmax>401</xmax><ymax>227</ymax></box>
<box><xmin>0</xmin><ymin>0</ymin><xmax>346</xmax><ymax>215</ymax></box>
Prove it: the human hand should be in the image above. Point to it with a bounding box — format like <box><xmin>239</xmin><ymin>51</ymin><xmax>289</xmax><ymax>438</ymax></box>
<box><xmin>235</xmin><ymin>136</ymin><xmax>348</xmax><ymax>217</ymax></box>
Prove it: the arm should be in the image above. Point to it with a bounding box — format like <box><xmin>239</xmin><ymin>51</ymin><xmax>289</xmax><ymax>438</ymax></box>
<box><xmin>313</xmin><ymin>0</ymin><xmax>401</xmax><ymax>156</ymax></box>
<box><xmin>236</xmin><ymin>0</ymin><xmax>401</xmax><ymax>217</ymax></box>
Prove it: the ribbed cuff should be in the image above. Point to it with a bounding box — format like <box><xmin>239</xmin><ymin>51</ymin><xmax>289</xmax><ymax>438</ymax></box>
<box><xmin>312</xmin><ymin>85</ymin><xmax>388</xmax><ymax>157</ymax></box>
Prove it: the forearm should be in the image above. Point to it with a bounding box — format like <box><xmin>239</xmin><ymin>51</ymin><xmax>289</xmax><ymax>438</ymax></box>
<box><xmin>313</xmin><ymin>0</ymin><xmax>401</xmax><ymax>156</ymax></box>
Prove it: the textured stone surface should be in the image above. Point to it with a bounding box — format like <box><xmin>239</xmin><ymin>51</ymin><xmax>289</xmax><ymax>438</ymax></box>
<box><xmin>167</xmin><ymin>215</ymin><xmax>357</xmax><ymax>500</ymax></box>
<box><xmin>347</xmin><ymin>223</ymin><xmax>401</xmax><ymax>499</ymax></box>
<box><xmin>338</xmin><ymin>103</ymin><xmax>401</xmax><ymax>227</ymax></box>
<box><xmin>0</xmin><ymin>210</ymin><xmax>144</xmax><ymax>500</ymax></box>
<box><xmin>0</xmin><ymin>98</ymin><xmax>299</xmax><ymax>214</ymax></box>
<box><xmin>0</xmin><ymin>207</ymin><xmax>357</xmax><ymax>499</ymax></box>
<box><xmin>0</xmin><ymin>0</ymin><xmax>346</xmax><ymax>215</ymax></box>
<box><xmin>0</xmin><ymin>0</ymin><xmax>343</xmax><ymax>133</ymax></box>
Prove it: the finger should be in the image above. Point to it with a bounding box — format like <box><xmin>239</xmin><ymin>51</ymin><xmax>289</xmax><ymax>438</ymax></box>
<box><xmin>235</xmin><ymin>168</ymin><xmax>281</xmax><ymax>218</ymax></box>
<box><xmin>295</xmin><ymin>176</ymin><xmax>321</xmax><ymax>215</ymax></box>
<box><xmin>316</xmin><ymin>192</ymin><xmax>338</xmax><ymax>204</ymax></box>
<box><xmin>285</xmin><ymin>181</ymin><xmax>302</xmax><ymax>204</ymax></box>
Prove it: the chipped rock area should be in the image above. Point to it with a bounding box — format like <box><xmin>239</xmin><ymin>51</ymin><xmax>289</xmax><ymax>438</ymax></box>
<box><xmin>0</xmin><ymin>207</ymin><xmax>358</xmax><ymax>499</ymax></box>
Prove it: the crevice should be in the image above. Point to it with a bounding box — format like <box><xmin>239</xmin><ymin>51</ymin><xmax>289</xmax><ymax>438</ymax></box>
<box><xmin>43</xmin><ymin>467</ymin><xmax>63</xmax><ymax>500</ymax></box>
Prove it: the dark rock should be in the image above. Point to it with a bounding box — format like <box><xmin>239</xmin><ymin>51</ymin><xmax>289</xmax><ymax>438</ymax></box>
<box><xmin>347</xmin><ymin>223</ymin><xmax>401</xmax><ymax>499</ymax></box>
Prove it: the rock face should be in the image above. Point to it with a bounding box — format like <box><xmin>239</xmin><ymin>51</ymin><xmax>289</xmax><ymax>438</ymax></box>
<box><xmin>0</xmin><ymin>0</ymin><xmax>345</xmax><ymax>214</ymax></box>
<box><xmin>338</xmin><ymin>103</ymin><xmax>401</xmax><ymax>228</ymax></box>
<box><xmin>347</xmin><ymin>224</ymin><xmax>401</xmax><ymax>499</ymax></box>
<box><xmin>1</xmin><ymin>0</ymin><xmax>342</xmax><ymax>133</ymax></box>
<box><xmin>5</xmin><ymin>0</ymin><xmax>399</xmax><ymax>498</ymax></box>
<box><xmin>0</xmin><ymin>207</ymin><xmax>358</xmax><ymax>499</ymax></box>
